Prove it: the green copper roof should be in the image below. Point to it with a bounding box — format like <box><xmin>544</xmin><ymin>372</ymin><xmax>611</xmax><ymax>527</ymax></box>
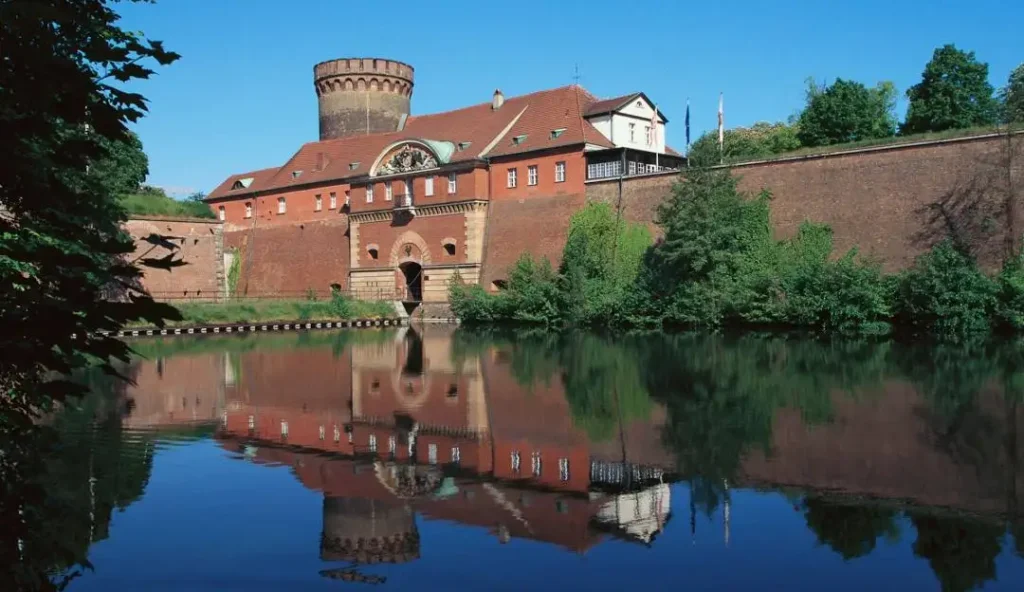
<box><xmin>421</xmin><ymin>139</ymin><xmax>455</xmax><ymax>164</ymax></box>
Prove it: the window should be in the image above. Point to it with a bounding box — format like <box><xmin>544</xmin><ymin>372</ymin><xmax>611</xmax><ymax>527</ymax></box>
<box><xmin>555</xmin><ymin>161</ymin><xmax>566</xmax><ymax>183</ymax></box>
<box><xmin>425</xmin><ymin>176</ymin><xmax>434</xmax><ymax>196</ymax></box>
<box><xmin>385</xmin><ymin>181</ymin><xmax>393</xmax><ymax>201</ymax></box>
<box><xmin>511</xmin><ymin>450</ymin><xmax>521</xmax><ymax>472</ymax></box>
<box><xmin>531</xmin><ymin>452</ymin><xmax>542</xmax><ymax>477</ymax></box>
<box><xmin>319</xmin><ymin>425</ymin><xmax>325</xmax><ymax>441</ymax></box>
<box><xmin>333</xmin><ymin>425</ymin><xmax>340</xmax><ymax>443</ymax></box>
<box><xmin>550</xmin><ymin>128</ymin><xmax>566</xmax><ymax>139</ymax></box>
<box><xmin>315</xmin><ymin>194</ymin><xmax>322</xmax><ymax>211</ymax></box>
<box><xmin>528</xmin><ymin>165</ymin><xmax>538</xmax><ymax>186</ymax></box>
<box><xmin>366</xmin><ymin>184</ymin><xmax>374</xmax><ymax>203</ymax></box>
<box><xmin>507</xmin><ymin>168</ymin><xmax>517</xmax><ymax>188</ymax></box>
<box><xmin>628</xmin><ymin>161</ymin><xmax>637</xmax><ymax>175</ymax></box>
<box><xmin>451</xmin><ymin>446</ymin><xmax>461</xmax><ymax>464</ymax></box>
<box><xmin>559</xmin><ymin>458</ymin><xmax>570</xmax><ymax>481</ymax></box>
<box><xmin>277</xmin><ymin>197</ymin><xmax>286</xmax><ymax>214</ymax></box>
<box><xmin>645</xmin><ymin>125</ymin><xmax>652</xmax><ymax>145</ymax></box>
<box><xmin>369</xmin><ymin>434</ymin><xmax>377</xmax><ymax>452</ymax></box>
<box><xmin>629</xmin><ymin>122</ymin><xmax>636</xmax><ymax>142</ymax></box>
<box><xmin>244</xmin><ymin>202</ymin><xmax>252</xmax><ymax>218</ymax></box>
<box><xmin>448</xmin><ymin>172</ymin><xmax>457</xmax><ymax>194</ymax></box>
<box><xmin>587</xmin><ymin>161</ymin><xmax>623</xmax><ymax>180</ymax></box>
<box><xmin>248</xmin><ymin>415</ymin><xmax>255</xmax><ymax>429</ymax></box>
<box><xmin>329</xmin><ymin>192</ymin><xmax>337</xmax><ymax>209</ymax></box>
<box><xmin>344</xmin><ymin>190</ymin><xmax>351</xmax><ymax>206</ymax></box>
<box><xmin>367</xmin><ymin>247</ymin><xmax>378</xmax><ymax>260</ymax></box>
<box><xmin>388</xmin><ymin>435</ymin><xmax>396</xmax><ymax>455</ymax></box>
<box><xmin>218</xmin><ymin>206</ymin><xmax>225</xmax><ymax>221</ymax></box>
<box><xmin>428</xmin><ymin>443</ymin><xmax>438</xmax><ymax>464</ymax></box>
<box><xmin>280</xmin><ymin>420</ymin><xmax>289</xmax><ymax>437</ymax></box>
<box><xmin>444</xmin><ymin>243</ymin><xmax>456</xmax><ymax>256</ymax></box>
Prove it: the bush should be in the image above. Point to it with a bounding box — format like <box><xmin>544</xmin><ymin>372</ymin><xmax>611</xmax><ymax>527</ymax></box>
<box><xmin>448</xmin><ymin>256</ymin><xmax>561</xmax><ymax>325</ymax></box>
<box><xmin>895</xmin><ymin>240</ymin><xmax>997</xmax><ymax>336</ymax></box>
<box><xmin>996</xmin><ymin>251</ymin><xmax>1024</xmax><ymax>331</ymax></box>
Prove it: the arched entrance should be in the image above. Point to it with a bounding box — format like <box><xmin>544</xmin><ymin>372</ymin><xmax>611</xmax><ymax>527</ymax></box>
<box><xmin>399</xmin><ymin>261</ymin><xmax>422</xmax><ymax>302</ymax></box>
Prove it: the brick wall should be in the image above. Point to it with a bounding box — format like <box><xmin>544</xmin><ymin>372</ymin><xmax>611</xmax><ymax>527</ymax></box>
<box><xmin>489</xmin><ymin>149</ymin><xmax>585</xmax><ymax>200</ymax></box>
<box><xmin>224</xmin><ymin>217</ymin><xmax>350</xmax><ymax>297</ymax></box>
<box><xmin>481</xmin><ymin>192</ymin><xmax>586</xmax><ymax>287</ymax></box>
<box><xmin>125</xmin><ymin>216</ymin><xmax>224</xmax><ymax>300</ymax></box>
<box><xmin>588</xmin><ymin>132</ymin><xmax>1024</xmax><ymax>272</ymax></box>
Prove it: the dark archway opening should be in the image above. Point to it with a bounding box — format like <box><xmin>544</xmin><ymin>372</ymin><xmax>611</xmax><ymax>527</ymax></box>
<box><xmin>399</xmin><ymin>261</ymin><xmax>422</xmax><ymax>302</ymax></box>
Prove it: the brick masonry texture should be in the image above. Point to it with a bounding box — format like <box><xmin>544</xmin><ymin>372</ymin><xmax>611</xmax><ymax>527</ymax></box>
<box><xmin>225</xmin><ymin>217</ymin><xmax>350</xmax><ymax>297</ymax></box>
<box><xmin>587</xmin><ymin>133</ymin><xmax>1024</xmax><ymax>272</ymax></box>
<box><xmin>481</xmin><ymin>192</ymin><xmax>586</xmax><ymax>287</ymax></box>
<box><xmin>126</xmin><ymin>217</ymin><xmax>224</xmax><ymax>299</ymax></box>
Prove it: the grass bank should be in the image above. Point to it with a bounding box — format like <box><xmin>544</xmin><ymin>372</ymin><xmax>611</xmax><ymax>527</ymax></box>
<box><xmin>127</xmin><ymin>297</ymin><xmax>395</xmax><ymax>329</ymax></box>
<box><xmin>120</xmin><ymin>191</ymin><xmax>215</xmax><ymax>219</ymax></box>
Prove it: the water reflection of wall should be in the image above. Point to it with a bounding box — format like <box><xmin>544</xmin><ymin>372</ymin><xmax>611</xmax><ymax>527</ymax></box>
<box><xmin>122</xmin><ymin>350</ymin><xmax>227</xmax><ymax>428</ymax></box>
<box><xmin>739</xmin><ymin>382</ymin><xmax>1024</xmax><ymax>517</ymax></box>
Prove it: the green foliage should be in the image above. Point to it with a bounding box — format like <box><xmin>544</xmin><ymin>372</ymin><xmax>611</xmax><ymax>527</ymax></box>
<box><xmin>450</xmin><ymin>255</ymin><xmax>563</xmax><ymax>325</ymax></box>
<box><xmin>895</xmin><ymin>240</ymin><xmax>997</xmax><ymax>337</ymax></box>
<box><xmin>637</xmin><ymin>169</ymin><xmax>890</xmax><ymax>332</ymax></box>
<box><xmin>126</xmin><ymin>295</ymin><xmax>393</xmax><ymax>328</ymax></box>
<box><xmin>227</xmin><ymin>248</ymin><xmax>241</xmax><ymax>296</ymax></box>
<box><xmin>119</xmin><ymin>186</ymin><xmax>216</xmax><ymax>219</ymax></box>
<box><xmin>902</xmin><ymin>44</ymin><xmax>1000</xmax><ymax>134</ymax></box>
<box><xmin>1001</xmin><ymin>63</ymin><xmax>1024</xmax><ymax>124</ymax></box>
<box><xmin>910</xmin><ymin>514</ymin><xmax>1004</xmax><ymax>592</ymax></box>
<box><xmin>560</xmin><ymin>202</ymin><xmax>651</xmax><ymax>324</ymax></box>
<box><xmin>688</xmin><ymin>122</ymin><xmax>802</xmax><ymax>166</ymax></box>
<box><xmin>803</xmin><ymin>497</ymin><xmax>899</xmax><ymax>560</ymax></box>
<box><xmin>0</xmin><ymin>0</ymin><xmax>181</xmax><ymax>428</ymax></box>
<box><xmin>995</xmin><ymin>250</ymin><xmax>1024</xmax><ymax>331</ymax></box>
<box><xmin>796</xmin><ymin>78</ymin><xmax>897</xmax><ymax>147</ymax></box>
<box><xmin>90</xmin><ymin>132</ymin><xmax>149</xmax><ymax>195</ymax></box>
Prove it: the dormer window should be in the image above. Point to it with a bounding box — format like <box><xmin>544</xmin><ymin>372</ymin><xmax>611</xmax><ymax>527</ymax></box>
<box><xmin>291</xmin><ymin>170</ymin><xmax>303</xmax><ymax>179</ymax></box>
<box><xmin>512</xmin><ymin>134</ymin><xmax>527</xmax><ymax>146</ymax></box>
<box><xmin>349</xmin><ymin>162</ymin><xmax>360</xmax><ymax>170</ymax></box>
<box><xmin>550</xmin><ymin>128</ymin><xmax>566</xmax><ymax>139</ymax></box>
<box><xmin>457</xmin><ymin>141</ymin><xmax>472</xmax><ymax>151</ymax></box>
<box><xmin>231</xmin><ymin>177</ymin><xmax>254</xmax><ymax>191</ymax></box>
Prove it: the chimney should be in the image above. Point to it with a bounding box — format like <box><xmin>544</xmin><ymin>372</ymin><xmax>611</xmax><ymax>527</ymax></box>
<box><xmin>492</xmin><ymin>89</ymin><xmax>504</xmax><ymax>110</ymax></box>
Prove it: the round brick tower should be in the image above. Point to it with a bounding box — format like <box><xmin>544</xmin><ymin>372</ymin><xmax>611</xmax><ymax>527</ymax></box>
<box><xmin>313</xmin><ymin>57</ymin><xmax>414</xmax><ymax>141</ymax></box>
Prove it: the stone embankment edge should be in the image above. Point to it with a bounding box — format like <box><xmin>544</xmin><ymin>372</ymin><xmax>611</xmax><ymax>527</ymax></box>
<box><xmin>96</xmin><ymin>317</ymin><xmax>405</xmax><ymax>339</ymax></box>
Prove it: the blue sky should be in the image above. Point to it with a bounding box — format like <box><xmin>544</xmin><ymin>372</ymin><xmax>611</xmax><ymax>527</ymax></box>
<box><xmin>116</xmin><ymin>0</ymin><xmax>1023</xmax><ymax>196</ymax></box>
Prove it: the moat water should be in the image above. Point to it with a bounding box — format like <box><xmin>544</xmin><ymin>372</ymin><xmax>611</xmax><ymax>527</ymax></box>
<box><xmin>6</xmin><ymin>327</ymin><xmax>1024</xmax><ymax>590</ymax></box>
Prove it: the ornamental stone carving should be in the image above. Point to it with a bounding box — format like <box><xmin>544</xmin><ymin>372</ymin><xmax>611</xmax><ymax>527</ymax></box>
<box><xmin>376</xmin><ymin>145</ymin><xmax>438</xmax><ymax>176</ymax></box>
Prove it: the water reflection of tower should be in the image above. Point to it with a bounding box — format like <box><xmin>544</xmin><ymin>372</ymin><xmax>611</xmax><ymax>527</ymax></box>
<box><xmin>320</xmin><ymin>497</ymin><xmax>419</xmax><ymax>564</ymax></box>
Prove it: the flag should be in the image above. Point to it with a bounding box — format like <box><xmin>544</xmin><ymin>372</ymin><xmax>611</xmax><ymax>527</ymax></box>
<box><xmin>685</xmin><ymin>99</ymin><xmax>691</xmax><ymax>150</ymax></box>
<box><xmin>717</xmin><ymin>92</ymin><xmax>724</xmax><ymax>151</ymax></box>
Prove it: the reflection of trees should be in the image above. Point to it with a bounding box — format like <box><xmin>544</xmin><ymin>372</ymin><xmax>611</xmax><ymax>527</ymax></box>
<box><xmin>0</xmin><ymin>372</ymin><xmax>155</xmax><ymax>590</ymax></box>
<box><xmin>641</xmin><ymin>334</ymin><xmax>890</xmax><ymax>511</ymax></box>
<box><xmin>910</xmin><ymin>513</ymin><xmax>1004</xmax><ymax>592</ymax></box>
<box><xmin>802</xmin><ymin>496</ymin><xmax>899</xmax><ymax>560</ymax></box>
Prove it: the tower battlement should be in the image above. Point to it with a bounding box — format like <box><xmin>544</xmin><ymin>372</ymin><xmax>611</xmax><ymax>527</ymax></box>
<box><xmin>314</xmin><ymin>57</ymin><xmax>415</xmax><ymax>141</ymax></box>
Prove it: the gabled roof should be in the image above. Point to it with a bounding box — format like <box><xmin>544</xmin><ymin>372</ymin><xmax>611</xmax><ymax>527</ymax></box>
<box><xmin>584</xmin><ymin>91</ymin><xmax>668</xmax><ymax>123</ymax></box>
<box><xmin>206</xmin><ymin>167</ymin><xmax>280</xmax><ymax>201</ymax></box>
<box><xmin>208</xmin><ymin>85</ymin><xmax>619</xmax><ymax>199</ymax></box>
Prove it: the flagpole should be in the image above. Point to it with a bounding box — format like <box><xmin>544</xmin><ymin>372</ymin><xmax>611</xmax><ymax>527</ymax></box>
<box><xmin>718</xmin><ymin>92</ymin><xmax>724</xmax><ymax>165</ymax></box>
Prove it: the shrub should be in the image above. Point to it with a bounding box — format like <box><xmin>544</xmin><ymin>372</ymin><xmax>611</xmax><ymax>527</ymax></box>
<box><xmin>996</xmin><ymin>251</ymin><xmax>1024</xmax><ymax>331</ymax></box>
<box><xmin>895</xmin><ymin>240</ymin><xmax>997</xmax><ymax>336</ymax></box>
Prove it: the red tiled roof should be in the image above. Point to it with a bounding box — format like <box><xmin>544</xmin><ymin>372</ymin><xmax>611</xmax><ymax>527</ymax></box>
<box><xmin>583</xmin><ymin>93</ymin><xmax>641</xmax><ymax>117</ymax></box>
<box><xmin>206</xmin><ymin>167</ymin><xmax>279</xmax><ymax>201</ymax></box>
<box><xmin>209</xmin><ymin>85</ymin><xmax>619</xmax><ymax>199</ymax></box>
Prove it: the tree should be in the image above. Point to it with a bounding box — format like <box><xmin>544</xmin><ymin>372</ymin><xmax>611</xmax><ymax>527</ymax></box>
<box><xmin>902</xmin><ymin>45</ymin><xmax>1000</xmax><ymax>135</ymax></box>
<box><xmin>688</xmin><ymin>122</ymin><xmax>802</xmax><ymax>166</ymax></box>
<box><xmin>0</xmin><ymin>0</ymin><xmax>180</xmax><ymax>431</ymax></box>
<box><xmin>1001</xmin><ymin>63</ymin><xmax>1024</xmax><ymax>124</ymax></box>
<box><xmin>796</xmin><ymin>78</ymin><xmax>897</xmax><ymax>147</ymax></box>
<box><xmin>803</xmin><ymin>497</ymin><xmax>898</xmax><ymax>560</ymax></box>
<box><xmin>90</xmin><ymin>132</ymin><xmax>149</xmax><ymax>195</ymax></box>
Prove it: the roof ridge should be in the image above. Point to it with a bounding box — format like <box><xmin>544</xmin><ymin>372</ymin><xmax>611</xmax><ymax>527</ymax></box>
<box><xmin>406</xmin><ymin>84</ymin><xmax>587</xmax><ymax>122</ymax></box>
